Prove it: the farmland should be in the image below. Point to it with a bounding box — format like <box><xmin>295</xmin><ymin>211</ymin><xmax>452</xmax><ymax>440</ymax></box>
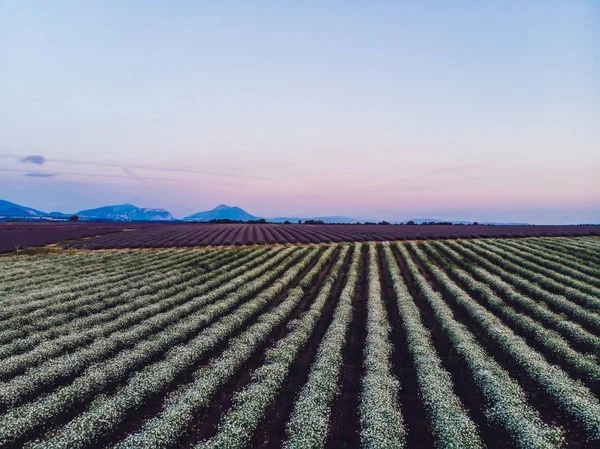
<box><xmin>2</xmin><ymin>221</ymin><xmax>598</xmax><ymax>253</ymax></box>
<box><xmin>63</xmin><ymin>223</ymin><xmax>600</xmax><ymax>250</ymax></box>
<box><xmin>0</xmin><ymin>222</ymin><xmax>151</xmax><ymax>254</ymax></box>
<box><xmin>0</xmin><ymin>237</ymin><xmax>598</xmax><ymax>448</ymax></box>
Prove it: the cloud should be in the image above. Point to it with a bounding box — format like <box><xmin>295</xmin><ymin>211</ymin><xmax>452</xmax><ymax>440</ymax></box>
<box><xmin>23</xmin><ymin>172</ymin><xmax>56</xmax><ymax>178</ymax></box>
<box><xmin>21</xmin><ymin>155</ymin><xmax>46</xmax><ymax>165</ymax></box>
<box><xmin>120</xmin><ymin>166</ymin><xmax>147</xmax><ymax>184</ymax></box>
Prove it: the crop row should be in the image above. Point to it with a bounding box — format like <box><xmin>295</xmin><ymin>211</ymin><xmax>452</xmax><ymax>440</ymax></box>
<box><xmin>420</xmin><ymin>244</ymin><xmax>600</xmax><ymax>389</ymax></box>
<box><xmin>58</xmin><ymin>224</ymin><xmax>600</xmax><ymax>250</ymax></box>
<box><xmin>0</xmin><ymin>248</ymin><xmax>280</xmax><ymax>381</ymax></box>
<box><xmin>432</xmin><ymin>242</ymin><xmax>600</xmax><ymax>351</ymax></box>
<box><xmin>0</xmin><ymin>237</ymin><xmax>597</xmax><ymax>448</ymax></box>
<box><xmin>27</xmin><ymin>246</ymin><xmax>328</xmax><ymax>449</ymax></box>
<box><xmin>408</xmin><ymin>243</ymin><xmax>600</xmax><ymax>442</ymax></box>
<box><xmin>195</xmin><ymin>247</ymin><xmax>355</xmax><ymax>449</ymax></box>
<box><xmin>114</xmin><ymin>245</ymin><xmax>342</xmax><ymax>449</ymax></box>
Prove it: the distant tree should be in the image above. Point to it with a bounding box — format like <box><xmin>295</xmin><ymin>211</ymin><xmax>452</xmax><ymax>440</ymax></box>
<box><xmin>298</xmin><ymin>220</ymin><xmax>302</xmax><ymax>224</ymax></box>
<box><xmin>69</xmin><ymin>215</ymin><xmax>79</xmax><ymax>222</ymax></box>
<box><xmin>377</xmin><ymin>220</ymin><xmax>390</xmax><ymax>226</ymax></box>
<box><xmin>406</xmin><ymin>220</ymin><xmax>415</xmax><ymax>225</ymax></box>
<box><xmin>283</xmin><ymin>220</ymin><xmax>291</xmax><ymax>224</ymax></box>
<box><xmin>473</xmin><ymin>221</ymin><xmax>479</xmax><ymax>225</ymax></box>
<box><xmin>258</xmin><ymin>218</ymin><xmax>266</xmax><ymax>224</ymax></box>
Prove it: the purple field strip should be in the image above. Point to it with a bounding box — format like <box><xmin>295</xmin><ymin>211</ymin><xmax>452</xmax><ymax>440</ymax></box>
<box><xmin>2</xmin><ymin>222</ymin><xmax>599</xmax><ymax>252</ymax></box>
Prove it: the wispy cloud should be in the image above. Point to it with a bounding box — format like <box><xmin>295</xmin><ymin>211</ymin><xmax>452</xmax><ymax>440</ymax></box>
<box><xmin>23</xmin><ymin>172</ymin><xmax>56</xmax><ymax>178</ymax></box>
<box><xmin>0</xmin><ymin>153</ymin><xmax>274</xmax><ymax>181</ymax></box>
<box><xmin>0</xmin><ymin>167</ymin><xmax>216</xmax><ymax>184</ymax></box>
<box><xmin>120</xmin><ymin>166</ymin><xmax>147</xmax><ymax>184</ymax></box>
<box><xmin>21</xmin><ymin>155</ymin><xmax>46</xmax><ymax>165</ymax></box>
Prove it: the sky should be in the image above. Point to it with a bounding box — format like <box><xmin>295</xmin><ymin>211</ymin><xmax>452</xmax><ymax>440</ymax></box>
<box><xmin>1</xmin><ymin>0</ymin><xmax>599</xmax><ymax>224</ymax></box>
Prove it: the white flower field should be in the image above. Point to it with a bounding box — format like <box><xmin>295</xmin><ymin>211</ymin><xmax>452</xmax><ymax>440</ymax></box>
<box><xmin>0</xmin><ymin>237</ymin><xmax>598</xmax><ymax>449</ymax></box>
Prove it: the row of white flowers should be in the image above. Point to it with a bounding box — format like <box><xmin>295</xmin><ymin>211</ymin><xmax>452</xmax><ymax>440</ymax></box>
<box><xmin>539</xmin><ymin>237</ymin><xmax>600</xmax><ymax>260</ymax></box>
<box><xmin>0</xmin><ymin>249</ymin><xmax>153</xmax><ymax>298</ymax></box>
<box><xmin>536</xmin><ymin>239</ymin><xmax>600</xmax><ymax>267</ymax></box>
<box><xmin>0</xmin><ymin>248</ymin><xmax>281</xmax><ymax>383</ymax></box>
<box><xmin>459</xmin><ymin>240</ymin><xmax>600</xmax><ymax>313</ymax></box>
<box><xmin>399</xmin><ymin>242</ymin><xmax>565</xmax><ymax>449</ymax></box>
<box><xmin>358</xmin><ymin>243</ymin><xmax>406</xmax><ymax>449</ymax></box>
<box><xmin>0</xmin><ymin>247</ymin><xmax>234</xmax><ymax>322</ymax></box>
<box><xmin>0</xmin><ymin>246</ymin><xmax>163</xmax><ymax>289</ymax></box>
<box><xmin>389</xmin><ymin>244</ymin><xmax>483</xmax><ymax>449</ymax></box>
<box><xmin>497</xmin><ymin>239</ymin><xmax>600</xmax><ymax>286</ymax></box>
<box><xmin>445</xmin><ymin>241</ymin><xmax>600</xmax><ymax>334</ymax></box>
<box><xmin>195</xmin><ymin>246</ymin><xmax>354</xmax><ymax>449</ymax></box>
<box><xmin>474</xmin><ymin>240</ymin><xmax>600</xmax><ymax>301</ymax></box>
<box><xmin>282</xmin><ymin>245</ymin><xmax>361</xmax><ymax>449</ymax></box>
<box><xmin>0</xmin><ymin>248</ymin><xmax>229</xmax><ymax>343</ymax></box>
<box><xmin>0</xmin><ymin>246</ymin><xmax>313</xmax><ymax>447</ymax></box>
<box><xmin>0</xmin><ymin>250</ymin><xmax>214</xmax><ymax>343</ymax></box>
<box><xmin>421</xmin><ymin>243</ymin><xmax>600</xmax><ymax>390</ymax></box>
<box><xmin>115</xmin><ymin>245</ymin><xmax>342</xmax><ymax>449</ymax></box>
<box><xmin>0</xmin><ymin>248</ymin><xmax>270</xmax><ymax>359</ymax></box>
<box><xmin>516</xmin><ymin>239</ymin><xmax>600</xmax><ymax>273</ymax></box>
<box><xmin>406</xmin><ymin>243</ymin><xmax>600</xmax><ymax>443</ymax></box>
<box><xmin>0</xmin><ymin>247</ymin><xmax>202</xmax><ymax>313</ymax></box>
<box><xmin>0</xmin><ymin>248</ymin><xmax>272</xmax><ymax>371</ymax></box>
<box><xmin>26</xmin><ymin>246</ymin><xmax>327</xmax><ymax>449</ymax></box>
<box><xmin>434</xmin><ymin>242</ymin><xmax>600</xmax><ymax>352</ymax></box>
<box><xmin>0</xmin><ymin>247</ymin><xmax>299</xmax><ymax>411</ymax></box>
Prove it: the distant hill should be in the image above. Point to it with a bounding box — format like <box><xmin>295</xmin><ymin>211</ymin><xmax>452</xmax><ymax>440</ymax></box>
<box><xmin>395</xmin><ymin>218</ymin><xmax>529</xmax><ymax>225</ymax></box>
<box><xmin>184</xmin><ymin>204</ymin><xmax>258</xmax><ymax>221</ymax></box>
<box><xmin>269</xmin><ymin>216</ymin><xmax>358</xmax><ymax>224</ymax></box>
<box><xmin>76</xmin><ymin>204</ymin><xmax>174</xmax><ymax>221</ymax></box>
<box><xmin>0</xmin><ymin>200</ymin><xmax>47</xmax><ymax>218</ymax></box>
<box><xmin>0</xmin><ymin>198</ymin><xmax>531</xmax><ymax>225</ymax></box>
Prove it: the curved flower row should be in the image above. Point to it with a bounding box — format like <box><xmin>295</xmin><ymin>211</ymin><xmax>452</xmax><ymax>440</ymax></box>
<box><xmin>474</xmin><ymin>240</ymin><xmax>600</xmax><ymax>301</ymax></box>
<box><xmin>421</xmin><ymin>244</ymin><xmax>600</xmax><ymax>388</ymax></box>
<box><xmin>0</xmin><ymin>247</ymin><xmax>310</xmax><ymax>447</ymax></box>
<box><xmin>195</xmin><ymin>245</ymin><xmax>355</xmax><ymax>449</ymax></box>
<box><xmin>115</xmin><ymin>245</ymin><xmax>343</xmax><ymax>449</ymax></box>
<box><xmin>28</xmin><ymin>246</ymin><xmax>328</xmax><ymax>449</ymax></box>
<box><xmin>0</xmin><ymin>247</ymin><xmax>211</xmax><ymax>319</ymax></box>
<box><xmin>515</xmin><ymin>239</ymin><xmax>600</xmax><ymax>272</ymax></box>
<box><xmin>398</xmin><ymin>242</ymin><xmax>564</xmax><ymax>448</ymax></box>
<box><xmin>407</xmin><ymin>243</ymin><xmax>600</xmax><ymax>442</ymax></box>
<box><xmin>433</xmin><ymin>242</ymin><xmax>600</xmax><ymax>351</ymax></box>
<box><xmin>0</xmin><ymin>249</ymin><xmax>160</xmax><ymax>299</ymax></box>
<box><xmin>497</xmin><ymin>240</ymin><xmax>600</xmax><ymax>286</ymax></box>
<box><xmin>459</xmin><ymin>241</ymin><xmax>600</xmax><ymax>313</ymax></box>
<box><xmin>0</xmin><ymin>248</ymin><xmax>233</xmax><ymax>343</ymax></box>
<box><xmin>0</xmin><ymin>247</ymin><xmax>278</xmax><ymax>382</ymax></box>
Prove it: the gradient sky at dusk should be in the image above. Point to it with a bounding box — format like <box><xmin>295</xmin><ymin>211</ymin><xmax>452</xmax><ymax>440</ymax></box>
<box><xmin>1</xmin><ymin>1</ymin><xmax>598</xmax><ymax>223</ymax></box>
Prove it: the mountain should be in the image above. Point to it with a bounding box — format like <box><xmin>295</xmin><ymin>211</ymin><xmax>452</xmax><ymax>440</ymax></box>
<box><xmin>76</xmin><ymin>204</ymin><xmax>174</xmax><ymax>221</ymax></box>
<box><xmin>0</xmin><ymin>200</ymin><xmax>47</xmax><ymax>218</ymax></box>
<box><xmin>184</xmin><ymin>204</ymin><xmax>258</xmax><ymax>221</ymax></box>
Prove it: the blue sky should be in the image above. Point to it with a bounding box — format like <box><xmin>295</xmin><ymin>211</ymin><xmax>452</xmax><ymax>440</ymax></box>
<box><xmin>1</xmin><ymin>1</ymin><xmax>598</xmax><ymax>223</ymax></box>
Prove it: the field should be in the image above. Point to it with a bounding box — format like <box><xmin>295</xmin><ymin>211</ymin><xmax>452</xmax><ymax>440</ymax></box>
<box><xmin>2</xmin><ymin>221</ymin><xmax>598</xmax><ymax>253</ymax></box>
<box><xmin>0</xmin><ymin>237</ymin><xmax>598</xmax><ymax>448</ymax></box>
<box><xmin>0</xmin><ymin>222</ymin><xmax>150</xmax><ymax>254</ymax></box>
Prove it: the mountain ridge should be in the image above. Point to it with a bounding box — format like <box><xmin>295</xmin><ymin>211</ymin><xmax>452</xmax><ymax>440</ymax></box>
<box><xmin>0</xmin><ymin>199</ymin><xmax>533</xmax><ymax>225</ymax></box>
